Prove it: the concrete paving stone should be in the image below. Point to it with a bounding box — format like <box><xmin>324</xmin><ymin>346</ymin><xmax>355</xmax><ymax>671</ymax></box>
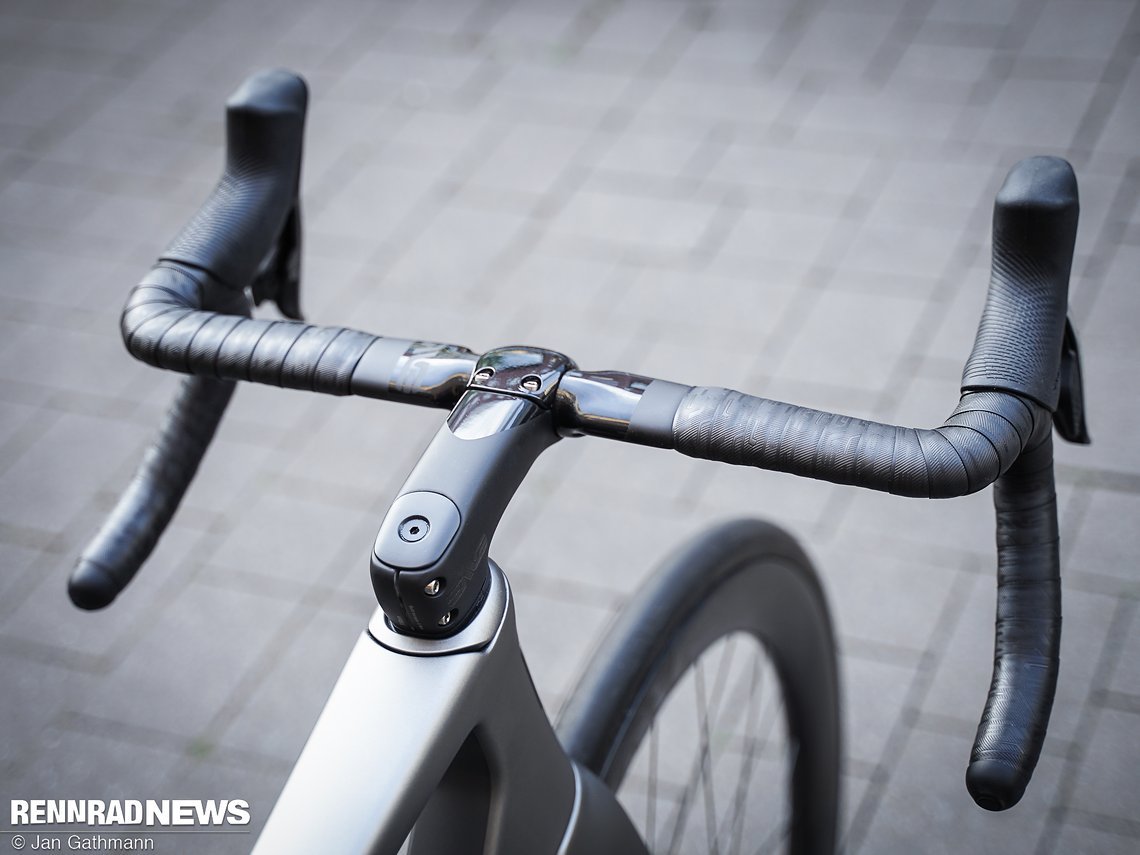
<box><xmin>274</xmin><ymin>0</ymin><xmax>381</xmax><ymax>53</ymax></box>
<box><xmin>160</xmin><ymin>755</ymin><xmax>291</xmax><ymax>855</ymax></box>
<box><xmin>856</xmin><ymin>726</ymin><xmax>1065</xmax><ymax>855</ymax></box>
<box><xmin>276</xmin><ymin>394</ymin><xmax>443</xmax><ymax>496</ymax></box>
<box><xmin>0</xmin><ymin>648</ymin><xmax>98</xmax><ymax>776</ymax></box>
<box><xmin>1069</xmin><ymin>707</ymin><xmax>1140</xmax><ymax>824</ymax></box>
<box><xmin>717</xmin><ymin>206</ymin><xmax>850</xmax><ymax>268</ymax></box>
<box><xmin>797</xmin><ymin>84</ymin><xmax>976</xmax><ymax>148</ymax></box>
<box><xmin>840</xmin><ymin>481</ymin><xmax>994</xmax><ymax>558</ymax></box>
<box><xmin>924</xmin><ymin>0</ymin><xmax>1019</xmax><ymax>26</ymax></box>
<box><xmin>923</xmin><ymin>258</ymin><xmax>993</xmax><ymax>361</ymax></box>
<box><xmin>0</xmin><ymin>410</ymin><xmax>148</xmax><ymax>533</ymax></box>
<box><xmin>1106</xmin><ymin>602</ymin><xmax>1140</xmax><ymax>698</ymax></box>
<box><xmin>629</xmin><ymin>325</ymin><xmax>770</xmax><ymax>390</ymax></box>
<box><xmin>1022</xmin><ymin>0</ymin><xmax>1133</xmax><ymax>62</ymax></box>
<box><xmin>0</xmin><ymin>540</ymin><xmax>39</xmax><ymax>608</ymax></box>
<box><xmin>773</xmin><ymin>287</ymin><xmax>928</xmax><ymax>392</ymax></box>
<box><xmin>1095</xmin><ymin>60</ymin><xmax>1140</xmax><ymax>157</ymax></box>
<box><xmin>0</xmin><ymin>521</ymin><xmax>201</xmax><ymax>662</ymax></box>
<box><xmin>584</xmin><ymin>0</ymin><xmax>688</xmax><ymax>53</ymax></box>
<box><xmin>782</xmin><ymin>8</ymin><xmax>897</xmax><ymax>76</ymax></box>
<box><xmin>591</xmin><ymin>127</ymin><xmax>712</xmax><ymax>185</ymax></box>
<box><xmin>550</xmin><ymin>184</ymin><xmax>721</xmax><ymax>256</ymax></box>
<box><xmin>0</xmin><ymin>397</ymin><xmax>39</xmax><ymax>453</ymax></box>
<box><xmin>1050</xmin><ymin>822</ymin><xmax>1139</xmax><ymax>855</ymax></box>
<box><xmin>0</xmin><ymin>66</ymin><xmax>108</xmax><ymax>135</ymax></box>
<box><xmin>839</xmin><ymin>770</ymin><xmax>873</xmax><ymax>846</ymax></box>
<box><xmin>1080</xmin><ymin>243</ymin><xmax>1140</xmax><ymax>361</ymax></box>
<box><xmin>974</xmin><ymin>77</ymin><xmax>1105</xmax><ymax>150</ymax></box>
<box><xmin>894</xmin><ymin>39</ymin><xmax>995</xmax><ymax>85</ymax></box>
<box><xmin>708</xmin><ymin>141</ymin><xmax>873</xmax><ymax>202</ymax></box>
<box><xmin>500</xmin><ymin>478</ymin><xmax>712</xmax><ymax>596</ymax></box>
<box><xmin>81</xmin><ymin>580</ymin><xmax>295</xmax><ymax>738</ymax></box>
<box><xmin>690</xmin><ymin>460</ymin><xmax>842</xmax><ymax>532</ymax></box>
<box><xmin>25</xmin><ymin>12</ymin><xmax>167</xmax><ymax>57</ymax></box>
<box><xmin>219</xmin><ymin>607</ymin><xmax>371</xmax><ymax>764</ymax></box>
<box><xmin>839</xmin><ymin>219</ymin><xmax>965</xmax><ymax>286</ymax></box>
<box><xmin>673</xmin><ymin>27</ymin><xmax>776</xmax><ymax>76</ymax></box>
<box><xmin>637</xmin><ymin>72</ymin><xmax>792</xmax><ymax>131</ymax></box>
<box><xmin>465</xmin><ymin>120</ymin><xmax>594</xmax><ymax>196</ymax></box>
<box><xmin>812</xmin><ymin>539</ymin><xmax>961</xmax><ymax>656</ymax></box>
<box><xmin>840</xmin><ymin>653</ymin><xmax>917</xmax><ymax>768</ymax></box>
<box><xmin>74</xmin><ymin>187</ymin><xmax>202</xmax><ymax>249</ymax></box>
<box><xmin>0</xmin><ymin>177</ymin><xmax>107</xmax><ymax>234</ymax></box>
<box><xmin>483</xmin><ymin>0</ymin><xmax>584</xmax><ymax>50</ymax></box>
<box><xmin>921</xmin><ymin>571</ymin><xmax>1119</xmax><ymax>750</ymax></box>
<box><xmin>1056</xmin><ymin>339</ymin><xmax>1140</xmax><ymax>478</ymax></box>
<box><xmin>864</xmin><ymin>155</ymin><xmax>997</xmax><ymax>223</ymax></box>
<box><xmin>383</xmin><ymin>201</ymin><xmax>531</xmax><ymax>293</ymax></box>
<box><xmin>210</xmin><ymin>488</ymin><xmax>380</xmax><ymax>588</ymax></box>
<box><xmin>512</xmin><ymin>575</ymin><xmax>620</xmax><ymax>714</ymax></box>
<box><xmin>615</xmin><ymin>265</ymin><xmax>799</xmax><ymax>339</ymax></box>
<box><xmin>307</xmin><ymin>160</ymin><xmax>441</xmax><ymax>246</ymax></box>
<box><xmin>544</xmin><ymin>427</ymin><xmax>709</xmax><ymax>510</ymax></box>
<box><xmin>382</xmin><ymin>111</ymin><xmax>498</xmax><ymax>178</ymax></box>
<box><xmin>335</xmin><ymin>47</ymin><xmax>487</xmax><ymax>110</ymax></box>
<box><xmin>2</xmin><ymin>725</ymin><xmax>183</xmax><ymax>804</ymax></box>
<box><xmin>492</xmin><ymin>248</ymin><xmax>616</xmax><ymax>312</ymax></box>
<box><xmin>1066</xmin><ymin>489</ymin><xmax>1140</xmax><ymax>585</ymax></box>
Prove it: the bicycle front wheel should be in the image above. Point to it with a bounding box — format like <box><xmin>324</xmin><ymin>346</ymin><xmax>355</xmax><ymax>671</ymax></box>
<box><xmin>557</xmin><ymin>519</ymin><xmax>840</xmax><ymax>855</ymax></box>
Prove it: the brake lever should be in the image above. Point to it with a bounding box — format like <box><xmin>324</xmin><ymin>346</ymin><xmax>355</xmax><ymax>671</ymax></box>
<box><xmin>250</xmin><ymin>203</ymin><xmax>304</xmax><ymax>321</ymax></box>
<box><xmin>1053</xmin><ymin>317</ymin><xmax>1090</xmax><ymax>444</ymax></box>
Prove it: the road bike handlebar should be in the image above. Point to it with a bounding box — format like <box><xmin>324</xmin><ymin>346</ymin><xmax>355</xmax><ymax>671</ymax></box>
<box><xmin>69</xmin><ymin>69</ymin><xmax>1089</xmax><ymax>813</ymax></box>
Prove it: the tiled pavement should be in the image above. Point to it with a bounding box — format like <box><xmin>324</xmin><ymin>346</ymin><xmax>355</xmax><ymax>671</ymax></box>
<box><xmin>1</xmin><ymin>0</ymin><xmax>1138</xmax><ymax>852</ymax></box>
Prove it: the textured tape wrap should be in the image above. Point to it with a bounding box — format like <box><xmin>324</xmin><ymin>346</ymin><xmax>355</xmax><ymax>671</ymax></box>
<box><xmin>672</xmin><ymin>387</ymin><xmax>1041</xmax><ymax>498</ymax></box>
<box><xmin>967</xmin><ymin>431</ymin><xmax>1059</xmax><ymax>810</ymax></box>
<box><xmin>962</xmin><ymin>157</ymin><xmax>1078</xmax><ymax>409</ymax></box>
<box><xmin>123</xmin><ymin>264</ymin><xmax>379</xmax><ymax>394</ymax></box>
<box><xmin>672</xmin><ymin>383</ymin><xmax>1061</xmax><ymax>810</ymax></box>
<box><xmin>69</xmin><ymin>374</ymin><xmax>235</xmax><ymax>609</ymax></box>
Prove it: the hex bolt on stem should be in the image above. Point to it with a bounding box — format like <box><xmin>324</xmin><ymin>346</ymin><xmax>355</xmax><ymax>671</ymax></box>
<box><xmin>473</xmin><ymin>368</ymin><xmax>494</xmax><ymax>384</ymax></box>
<box><xmin>398</xmin><ymin>516</ymin><xmax>430</xmax><ymax>543</ymax></box>
<box><xmin>519</xmin><ymin>375</ymin><xmax>541</xmax><ymax>392</ymax></box>
<box><xmin>424</xmin><ymin>578</ymin><xmax>443</xmax><ymax>597</ymax></box>
<box><xmin>437</xmin><ymin>610</ymin><xmax>454</xmax><ymax>627</ymax></box>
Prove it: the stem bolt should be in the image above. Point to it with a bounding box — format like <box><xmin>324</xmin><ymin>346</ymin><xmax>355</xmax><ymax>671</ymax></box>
<box><xmin>438</xmin><ymin>610</ymin><xmax>454</xmax><ymax>627</ymax></box>
<box><xmin>398</xmin><ymin>516</ymin><xmax>430</xmax><ymax>543</ymax></box>
<box><xmin>519</xmin><ymin>374</ymin><xmax>542</xmax><ymax>392</ymax></box>
<box><xmin>424</xmin><ymin>578</ymin><xmax>443</xmax><ymax>597</ymax></box>
<box><xmin>473</xmin><ymin>367</ymin><xmax>494</xmax><ymax>384</ymax></box>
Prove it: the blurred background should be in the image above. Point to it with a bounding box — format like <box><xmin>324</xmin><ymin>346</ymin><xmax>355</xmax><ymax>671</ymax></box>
<box><xmin>1</xmin><ymin>0</ymin><xmax>1137</xmax><ymax>852</ymax></box>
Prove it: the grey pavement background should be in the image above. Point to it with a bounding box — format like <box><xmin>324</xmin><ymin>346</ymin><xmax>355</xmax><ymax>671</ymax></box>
<box><xmin>1</xmin><ymin>0</ymin><xmax>1138</xmax><ymax>852</ymax></box>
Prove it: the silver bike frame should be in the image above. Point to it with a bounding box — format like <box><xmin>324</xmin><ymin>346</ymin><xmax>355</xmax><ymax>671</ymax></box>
<box><xmin>252</xmin><ymin>562</ymin><xmax>646</xmax><ymax>854</ymax></box>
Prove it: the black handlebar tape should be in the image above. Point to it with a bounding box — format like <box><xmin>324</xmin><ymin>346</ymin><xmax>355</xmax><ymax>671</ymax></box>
<box><xmin>122</xmin><ymin>263</ymin><xmax>380</xmax><ymax>394</ymax></box>
<box><xmin>962</xmin><ymin>157</ymin><xmax>1078</xmax><ymax>410</ymax></box>
<box><xmin>967</xmin><ymin>426</ymin><xmax>1060</xmax><ymax>810</ymax></box>
<box><xmin>161</xmin><ymin>68</ymin><xmax>306</xmax><ymax>290</ymax></box>
<box><xmin>669</xmin><ymin>387</ymin><xmax>1045</xmax><ymax>499</ymax></box>
<box><xmin>69</xmin><ymin>375</ymin><xmax>235</xmax><ymax>609</ymax></box>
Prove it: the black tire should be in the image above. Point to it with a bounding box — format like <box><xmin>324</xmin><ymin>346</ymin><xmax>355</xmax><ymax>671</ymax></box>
<box><xmin>557</xmin><ymin>519</ymin><xmax>840</xmax><ymax>855</ymax></box>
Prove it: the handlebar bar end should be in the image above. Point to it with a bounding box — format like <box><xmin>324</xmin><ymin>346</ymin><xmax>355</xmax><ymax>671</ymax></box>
<box><xmin>965</xmin><ymin>758</ymin><xmax>1027</xmax><ymax>812</ymax></box>
<box><xmin>68</xmin><ymin>558</ymin><xmax>120</xmax><ymax>610</ymax></box>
